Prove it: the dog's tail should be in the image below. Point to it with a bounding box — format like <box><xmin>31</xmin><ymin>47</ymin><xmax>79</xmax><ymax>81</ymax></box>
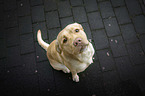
<box><xmin>37</xmin><ymin>30</ymin><xmax>49</xmax><ymax>51</ymax></box>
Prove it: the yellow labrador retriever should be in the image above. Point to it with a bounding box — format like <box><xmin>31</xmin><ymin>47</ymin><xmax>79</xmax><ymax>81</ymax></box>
<box><xmin>37</xmin><ymin>23</ymin><xmax>95</xmax><ymax>82</ymax></box>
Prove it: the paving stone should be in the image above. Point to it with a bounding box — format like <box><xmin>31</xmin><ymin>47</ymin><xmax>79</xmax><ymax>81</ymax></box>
<box><xmin>120</xmin><ymin>24</ymin><xmax>138</xmax><ymax>44</ymax></box>
<box><xmin>103</xmin><ymin>70</ymin><xmax>121</xmax><ymax>90</ymax></box>
<box><xmin>104</xmin><ymin>18</ymin><xmax>121</xmax><ymax>37</ymax></box>
<box><xmin>44</xmin><ymin>0</ymin><xmax>57</xmax><ymax>11</ymax></box>
<box><xmin>21</xmin><ymin>75</ymin><xmax>39</xmax><ymax>96</ymax></box>
<box><xmin>81</xmin><ymin>23</ymin><xmax>92</xmax><ymax>39</ymax></box>
<box><xmin>6</xmin><ymin>46</ymin><xmax>21</xmax><ymax>67</ymax></box>
<box><xmin>60</xmin><ymin>17</ymin><xmax>74</xmax><ymax>29</ymax></box>
<box><xmin>115</xmin><ymin>56</ymin><xmax>135</xmax><ymax>81</ymax></box>
<box><xmin>30</xmin><ymin>0</ymin><xmax>43</xmax><ymax>6</ymax></box>
<box><xmin>70</xmin><ymin>0</ymin><xmax>83</xmax><ymax>6</ymax></box>
<box><xmin>111</xmin><ymin>0</ymin><xmax>125</xmax><ymax>7</ymax></box>
<box><xmin>33</xmin><ymin>22</ymin><xmax>48</xmax><ymax>41</ymax></box>
<box><xmin>35</xmin><ymin>41</ymin><xmax>48</xmax><ymax>62</ymax></box>
<box><xmin>134</xmin><ymin>65</ymin><xmax>145</xmax><ymax>92</ymax></box>
<box><xmin>115</xmin><ymin>7</ymin><xmax>131</xmax><ymax>24</ymax></box>
<box><xmin>132</xmin><ymin>15</ymin><xmax>145</xmax><ymax>34</ymax></box>
<box><xmin>88</xmin><ymin>12</ymin><xmax>104</xmax><ymax>30</ymax></box>
<box><xmin>0</xmin><ymin>21</ymin><xmax>5</xmax><ymax>39</ymax></box>
<box><xmin>20</xmin><ymin>33</ymin><xmax>35</xmax><ymax>54</ymax></box>
<box><xmin>84</xmin><ymin>0</ymin><xmax>98</xmax><ymax>12</ymax></box>
<box><xmin>139</xmin><ymin>0</ymin><xmax>145</xmax><ymax>14</ymax></box>
<box><xmin>126</xmin><ymin>42</ymin><xmax>145</xmax><ymax>65</ymax></box>
<box><xmin>48</xmin><ymin>28</ymin><xmax>61</xmax><ymax>42</ymax></box>
<box><xmin>6</xmin><ymin>27</ymin><xmax>19</xmax><ymax>46</ymax></box>
<box><xmin>17</xmin><ymin>0</ymin><xmax>31</xmax><ymax>16</ymax></box>
<box><xmin>109</xmin><ymin>36</ymin><xmax>128</xmax><ymax>57</ymax></box>
<box><xmin>83</xmin><ymin>61</ymin><xmax>105</xmax><ymax>96</ymax></box>
<box><xmin>0</xmin><ymin>39</ymin><xmax>6</xmax><ymax>58</ymax></box>
<box><xmin>31</xmin><ymin>6</ymin><xmax>45</xmax><ymax>23</ymax></box>
<box><xmin>46</xmin><ymin>11</ymin><xmax>60</xmax><ymax>29</ymax></box>
<box><xmin>92</xmin><ymin>29</ymin><xmax>109</xmax><ymax>50</ymax></box>
<box><xmin>139</xmin><ymin>35</ymin><xmax>145</xmax><ymax>52</ymax></box>
<box><xmin>37</xmin><ymin>61</ymin><xmax>55</xmax><ymax>96</ymax></box>
<box><xmin>72</xmin><ymin>7</ymin><xmax>87</xmax><ymax>23</ymax></box>
<box><xmin>0</xmin><ymin>4</ymin><xmax>4</xmax><ymax>21</ymax></box>
<box><xmin>0</xmin><ymin>59</ymin><xmax>6</xmax><ymax>82</ymax></box>
<box><xmin>19</xmin><ymin>16</ymin><xmax>32</xmax><ymax>34</ymax></box>
<box><xmin>58</xmin><ymin>0</ymin><xmax>72</xmax><ymax>17</ymax></box>
<box><xmin>4</xmin><ymin>0</ymin><xmax>17</xmax><ymax>11</ymax></box>
<box><xmin>97</xmin><ymin>49</ymin><xmax>115</xmax><ymax>72</ymax></box>
<box><xmin>99</xmin><ymin>1</ymin><xmax>115</xmax><ymax>18</ymax></box>
<box><xmin>4</xmin><ymin>10</ymin><xmax>18</xmax><ymax>28</ymax></box>
<box><xmin>21</xmin><ymin>53</ymin><xmax>37</xmax><ymax>74</ymax></box>
<box><xmin>125</xmin><ymin>0</ymin><xmax>142</xmax><ymax>16</ymax></box>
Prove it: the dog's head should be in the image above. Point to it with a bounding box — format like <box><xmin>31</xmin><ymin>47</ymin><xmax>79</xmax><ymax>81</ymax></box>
<box><xmin>56</xmin><ymin>23</ymin><xmax>89</xmax><ymax>55</ymax></box>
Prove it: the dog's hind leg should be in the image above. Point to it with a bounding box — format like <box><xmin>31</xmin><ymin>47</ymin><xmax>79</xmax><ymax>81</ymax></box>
<box><xmin>49</xmin><ymin>60</ymin><xmax>70</xmax><ymax>73</ymax></box>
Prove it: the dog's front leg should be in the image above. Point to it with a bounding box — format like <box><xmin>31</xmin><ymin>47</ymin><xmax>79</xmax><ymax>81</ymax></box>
<box><xmin>72</xmin><ymin>71</ymin><xmax>79</xmax><ymax>82</ymax></box>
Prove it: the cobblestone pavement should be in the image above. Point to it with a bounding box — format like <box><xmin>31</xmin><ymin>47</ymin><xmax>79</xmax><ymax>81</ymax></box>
<box><xmin>0</xmin><ymin>0</ymin><xmax>145</xmax><ymax>96</ymax></box>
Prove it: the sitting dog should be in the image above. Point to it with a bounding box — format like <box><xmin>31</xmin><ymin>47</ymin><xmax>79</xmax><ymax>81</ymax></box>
<box><xmin>37</xmin><ymin>23</ymin><xmax>95</xmax><ymax>82</ymax></box>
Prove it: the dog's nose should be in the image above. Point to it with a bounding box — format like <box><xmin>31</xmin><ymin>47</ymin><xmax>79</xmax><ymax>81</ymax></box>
<box><xmin>74</xmin><ymin>38</ymin><xmax>82</xmax><ymax>46</ymax></box>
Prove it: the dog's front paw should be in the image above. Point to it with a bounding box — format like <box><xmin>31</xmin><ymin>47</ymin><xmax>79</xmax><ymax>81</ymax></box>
<box><xmin>73</xmin><ymin>74</ymin><xmax>79</xmax><ymax>82</ymax></box>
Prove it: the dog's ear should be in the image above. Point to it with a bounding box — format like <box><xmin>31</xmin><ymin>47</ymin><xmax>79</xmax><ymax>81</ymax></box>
<box><xmin>55</xmin><ymin>40</ymin><xmax>61</xmax><ymax>54</ymax></box>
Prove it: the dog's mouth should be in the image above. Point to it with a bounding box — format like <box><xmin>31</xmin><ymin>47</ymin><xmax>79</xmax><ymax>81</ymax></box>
<box><xmin>78</xmin><ymin>43</ymin><xmax>89</xmax><ymax>53</ymax></box>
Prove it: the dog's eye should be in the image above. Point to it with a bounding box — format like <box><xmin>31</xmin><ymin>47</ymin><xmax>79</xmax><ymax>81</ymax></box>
<box><xmin>63</xmin><ymin>38</ymin><xmax>67</xmax><ymax>43</ymax></box>
<box><xmin>75</xmin><ymin>29</ymin><xmax>79</xmax><ymax>32</ymax></box>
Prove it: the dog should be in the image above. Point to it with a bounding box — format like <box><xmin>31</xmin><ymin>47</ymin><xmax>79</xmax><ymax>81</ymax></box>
<box><xmin>37</xmin><ymin>23</ymin><xmax>95</xmax><ymax>82</ymax></box>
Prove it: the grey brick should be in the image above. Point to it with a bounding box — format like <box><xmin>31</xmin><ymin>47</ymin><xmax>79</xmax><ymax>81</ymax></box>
<box><xmin>58</xmin><ymin>0</ymin><xmax>72</xmax><ymax>17</ymax></box>
<box><xmin>31</xmin><ymin>6</ymin><xmax>45</xmax><ymax>23</ymax></box>
<box><xmin>132</xmin><ymin>15</ymin><xmax>145</xmax><ymax>34</ymax></box>
<box><xmin>6</xmin><ymin>46</ymin><xmax>21</xmax><ymax>67</ymax></box>
<box><xmin>115</xmin><ymin>56</ymin><xmax>135</xmax><ymax>81</ymax></box>
<box><xmin>0</xmin><ymin>39</ymin><xmax>6</xmax><ymax>58</ymax></box>
<box><xmin>97</xmin><ymin>49</ymin><xmax>115</xmax><ymax>72</ymax></box>
<box><xmin>115</xmin><ymin>7</ymin><xmax>131</xmax><ymax>24</ymax></box>
<box><xmin>44</xmin><ymin>0</ymin><xmax>57</xmax><ymax>11</ymax></box>
<box><xmin>120</xmin><ymin>24</ymin><xmax>138</xmax><ymax>43</ymax></box>
<box><xmin>46</xmin><ymin>11</ymin><xmax>60</xmax><ymax>29</ymax></box>
<box><xmin>19</xmin><ymin>16</ymin><xmax>32</xmax><ymax>34</ymax></box>
<box><xmin>84</xmin><ymin>0</ymin><xmax>98</xmax><ymax>12</ymax></box>
<box><xmin>92</xmin><ymin>29</ymin><xmax>109</xmax><ymax>50</ymax></box>
<box><xmin>20</xmin><ymin>33</ymin><xmax>35</xmax><ymax>54</ymax></box>
<box><xmin>111</xmin><ymin>0</ymin><xmax>125</xmax><ymax>7</ymax></box>
<box><xmin>134</xmin><ymin>65</ymin><xmax>145</xmax><ymax>92</ymax></box>
<box><xmin>70</xmin><ymin>0</ymin><xmax>83</xmax><ymax>6</ymax></box>
<box><xmin>72</xmin><ymin>7</ymin><xmax>87</xmax><ymax>23</ymax></box>
<box><xmin>0</xmin><ymin>21</ymin><xmax>5</xmax><ymax>39</ymax></box>
<box><xmin>4</xmin><ymin>0</ymin><xmax>17</xmax><ymax>11</ymax></box>
<box><xmin>104</xmin><ymin>18</ymin><xmax>121</xmax><ymax>37</ymax></box>
<box><xmin>48</xmin><ymin>28</ymin><xmax>61</xmax><ymax>42</ymax></box>
<box><xmin>17</xmin><ymin>0</ymin><xmax>31</xmax><ymax>16</ymax></box>
<box><xmin>30</xmin><ymin>0</ymin><xmax>43</xmax><ymax>6</ymax></box>
<box><xmin>103</xmin><ymin>71</ymin><xmax>121</xmax><ymax>89</ymax></box>
<box><xmin>21</xmin><ymin>53</ymin><xmax>37</xmax><ymax>74</ymax></box>
<box><xmin>88</xmin><ymin>12</ymin><xmax>104</xmax><ymax>30</ymax></box>
<box><xmin>81</xmin><ymin>23</ymin><xmax>92</xmax><ymax>39</ymax></box>
<box><xmin>99</xmin><ymin>1</ymin><xmax>115</xmax><ymax>18</ymax></box>
<box><xmin>37</xmin><ymin>61</ymin><xmax>55</xmax><ymax>96</ymax></box>
<box><xmin>6</xmin><ymin>27</ymin><xmax>19</xmax><ymax>46</ymax></box>
<box><xmin>125</xmin><ymin>0</ymin><xmax>142</xmax><ymax>16</ymax></box>
<box><xmin>33</xmin><ymin>22</ymin><xmax>48</xmax><ymax>41</ymax></box>
<box><xmin>126</xmin><ymin>42</ymin><xmax>145</xmax><ymax>65</ymax></box>
<box><xmin>139</xmin><ymin>35</ymin><xmax>145</xmax><ymax>52</ymax></box>
<box><xmin>60</xmin><ymin>17</ymin><xmax>74</xmax><ymax>29</ymax></box>
<box><xmin>35</xmin><ymin>41</ymin><xmax>48</xmax><ymax>62</ymax></box>
<box><xmin>4</xmin><ymin>10</ymin><xmax>18</xmax><ymax>28</ymax></box>
<box><xmin>0</xmin><ymin>4</ymin><xmax>4</xmax><ymax>21</ymax></box>
<box><xmin>109</xmin><ymin>36</ymin><xmax>128</xmax><ymax>57</ymax></box>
